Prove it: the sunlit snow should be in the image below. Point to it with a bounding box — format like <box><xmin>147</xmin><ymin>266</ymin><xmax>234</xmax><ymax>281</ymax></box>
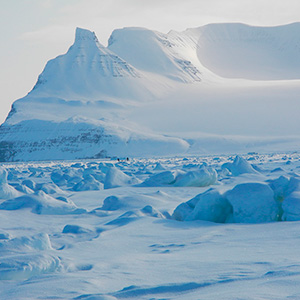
<box><xmin>1</xmin><ymin>154</ymin><xmax>300</xmax><ymax>299</ymax></box>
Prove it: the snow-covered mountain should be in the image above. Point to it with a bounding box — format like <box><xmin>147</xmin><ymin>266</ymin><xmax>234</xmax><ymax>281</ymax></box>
<box><xmin>1</xmin><ymin>23</ymin><xmax>300</xmax><ymax>161</ymax></box>
<box><xmin>108</xmin><ymin>27</ymin><xmax>203</xmax><ymax>82</ymax></box>
<box><xmin>1</xmin><ymin>27</ymin><xmax>199</xmax><ymax>161</ymax></box>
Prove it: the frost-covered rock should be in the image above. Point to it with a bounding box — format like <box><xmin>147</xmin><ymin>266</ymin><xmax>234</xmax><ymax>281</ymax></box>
<box><xmin>174</xmin><ymin>166</ymin><xmax>217</xmax><ymax>187</ymax></box>
<box><xmin>222</xmin><ymin>156</ymin><xmax>258</xmax><ymax>176</ymax></box>
<box><xmin>225</xmin><ymin>183</ymin><xmax>278</xmax><ymax>223</ymax></box>
<box><xmin>104</xmin><ymin>167</ymin><xmax>140</xmax><ymax>189</ymax></box>
<box><xmin>0</xmin><ymin>191</ymin><xmax>86</xmax><ymax>215</ymax></box>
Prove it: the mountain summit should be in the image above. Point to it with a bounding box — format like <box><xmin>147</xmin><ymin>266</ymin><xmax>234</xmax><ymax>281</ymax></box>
<box><xmin>31</xmin><ymin>27</ymin><xmax>143</xmax><ymax>100</ymax></box>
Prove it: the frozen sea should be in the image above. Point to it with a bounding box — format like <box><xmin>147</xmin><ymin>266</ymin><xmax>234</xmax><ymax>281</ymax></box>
<box><xmin>1</xmin><ymin>153</ymin><xmax>300</xmax><ymax>299</ymax></box>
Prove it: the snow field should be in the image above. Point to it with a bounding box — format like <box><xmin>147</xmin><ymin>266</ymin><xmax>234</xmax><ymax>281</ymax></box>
<box><xmin>1</xmin><ymin>153</ymin><xmax>300</xmax><ymax>298</ymax></box>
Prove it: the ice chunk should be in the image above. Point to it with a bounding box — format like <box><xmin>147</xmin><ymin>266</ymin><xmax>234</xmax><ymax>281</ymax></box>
<box><xmin>72</xmin><ymin>174</ymin><xmax>103</xmax><ymax>191</ymax></box>
<box><xmin>0</xmin><ymin>230</ymin><xmax>10</xmax><ymax>240</ymax></box>
<box><xmin>174</xmin><ymin>166</ymin><xmax>217</xmax><ymax>187</ymax></box>
<box><xmin>0</xmin><ymin>254</ymin><xmax>61</xmax><ymax>280</ymax></box>
<box><xmin>0</xmin><ymin>167</ymin><xmax>21</xmax><ymax>199</ymax></box>
<box><xmin>172</xmin><ymin>189</ymin><xmax>232</xmax><ymax>223</ymax></box>
<box><xmin>141</xmin><ymin>171</ymin><xmax>177</xmax><ymax>187</ymax></box>
<box><xmin>185</xmin><ymin>189</ymin><xmax>232</xmax><ymax>222</ymax></box>
<box><xmin>62</xmin><ymin>225</ymin><xmax>93</xmax><ymax>234</ymax></box>
<box><xmin>104</xmin><ymin>167</ymin><xmax>140</xmax><ymax>189</ymax></box>
<box><xmin>282</xmin><ymin>190</ymin><xmax>300</xmax><ymax>221</ymax></box>
<box><xmin>0</xmin><ymin>233</ymin><xmax>53</xmax><ymax>252</ymax></box>
<box><xmin>172</xmin><ymin>202</ymin><xmax>194</xmax><ymax>221</ymax></box>
<box><xmin>22</xmin><ymin>179</ymin><xmax>36</xmax><ymax>190</ymax></box>
<box><xmin>11</xmin><ymin>183</ymin><xmax>34</xmax><ymax>194</ymax></box>
<box><xmin>140</xmin><ymin>205</ymin><xmax>165</xmax><ymax>218</ymax></box>
<box><xmin>268</xmin><ymin>176</ymin><xmax>290</xmax><ymax>202</ymax></box>
<box><xmin>222</xmin><ymin>155</ymin><xmax>259</xmax><ymax>176</ymax></box>
<box><xmin>281</xmin><ymin>177</ymin><xmax>300</xmax><ymax>221</ymax></box>
<box><xmin>101</xmin><ymin>196</ymin><xmax>122</xmax><ymax>211</ymax></box>
<box><xmin>225</xmin><ymin>183</ymin><xmax>278</xmax><ymax>223</ymax></box>
<box><xmin>36</xmin><ymin>182</ymin><xmax>65</xmax><ymax>195</ymax></box>
<box><xmin>0</xmin><ymin>191</ymin><xmax>86</xmax><ymax>215</ymax></box>
<box><xmin>153</xmin><ymin>162</ymin><xmax>166</xmax><ymax>171</ymax></box>
<box><xmin>75</xmin><ymin>294</ymin><xmax>118</xmax><ymax>300</ymax></box>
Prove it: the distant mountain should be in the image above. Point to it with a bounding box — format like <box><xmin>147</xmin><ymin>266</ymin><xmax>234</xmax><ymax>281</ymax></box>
<box><xmin>1</xmin><ymin>23</ymin><xmax>300</xmax><ymax>161</ymax></box>
<box><xmin>188</xmin><ymin>23</ymin><xmax>300</xmax><ymax>80</ymax></box>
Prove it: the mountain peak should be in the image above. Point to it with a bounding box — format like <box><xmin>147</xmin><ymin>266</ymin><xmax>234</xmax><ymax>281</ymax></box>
<box><xmin>75</xmin><ymin>27</ymin><xmax>98</xmax><ymax>43</ymax></box>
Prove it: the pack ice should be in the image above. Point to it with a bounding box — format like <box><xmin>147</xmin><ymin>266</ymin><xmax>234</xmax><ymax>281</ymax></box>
<box><xmin>1</xmin><ymin>154</ymin><xmax>300</xmax><ymax>299</ymax></box>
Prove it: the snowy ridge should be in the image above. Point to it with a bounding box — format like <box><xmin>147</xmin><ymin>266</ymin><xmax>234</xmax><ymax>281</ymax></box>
<box><xmin>108</xmin><ymin>27</ymin><xmax>204</xmax><ymax>82</ymax></box>
<box><xmin>31</xmin><ymin>27</ymin><xmax>144</xmax><ymax>98</ymax></box>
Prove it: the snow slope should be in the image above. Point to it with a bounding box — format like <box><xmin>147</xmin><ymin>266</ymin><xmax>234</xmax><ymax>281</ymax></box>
<box><xmin>190</xmin><ymin>22</ymin><xmax>300</xmax><ymax>80</ymax></box>
<box><xmin>108</xmin><ymin>27</ymin><xmax>204</xmax><ymax>82</ymax></box>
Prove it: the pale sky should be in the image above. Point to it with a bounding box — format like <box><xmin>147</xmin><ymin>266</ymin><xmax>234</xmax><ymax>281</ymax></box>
<box><xmin>1</xmin><ymin>0</ymin><xmax>300</xmax><ymax>123</ymax></box>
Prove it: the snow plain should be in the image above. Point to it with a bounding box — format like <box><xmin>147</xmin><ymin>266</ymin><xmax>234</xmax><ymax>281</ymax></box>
<box><xmin>1</xmin><ymin>153</ymin><xmax>300</xmax><ymax>299</ymax></box>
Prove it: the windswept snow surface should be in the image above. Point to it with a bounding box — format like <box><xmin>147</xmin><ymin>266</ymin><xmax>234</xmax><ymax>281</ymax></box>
<box><xmin>2</xmin><ymin>154</ymin><xmax>300</xmax><ymax>299</ymax></box>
